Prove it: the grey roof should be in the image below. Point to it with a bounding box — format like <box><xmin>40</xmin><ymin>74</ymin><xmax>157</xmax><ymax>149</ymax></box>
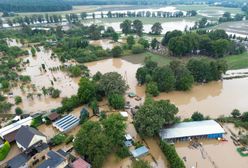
<box><xmin>15</xmin><ymin>126</ymin><xmax>45</xmax><ymax>149</ymax></box>
<box><xmin>53</xmin><ymin>115</ymin><xmax>79</xmax><ymax>132</ymax></box>
<box><xmin>37</xmin><ymin>151</ymin><xmax>65</xmax><ymax>168</ymax></box>
<box><xmin>159</xmin><ymin>120</ymin><xmax>225</xmax><ymax>140</ymax></box>
<box><xmin>7</xmin><ymin>153</ymin><xmax>29</xmax><ymax>168</ymax></box>
<box><xmin>56</xmin><ymin>149</ymin><xmax>67</xmax><ymax>157</ymax></box>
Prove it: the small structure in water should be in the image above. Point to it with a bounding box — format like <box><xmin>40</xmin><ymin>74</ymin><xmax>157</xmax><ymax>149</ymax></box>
<box><xmin>159</xmin><ymin>120</ymin><xmax>225</xmax><ymax>142</ymax></box>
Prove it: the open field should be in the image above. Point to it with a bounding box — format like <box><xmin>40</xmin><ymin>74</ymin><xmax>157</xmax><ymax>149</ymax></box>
<box><xmin>224</xmin><ymin>52</ymin><xmax>248</xmax><ymax>70</ymax></box>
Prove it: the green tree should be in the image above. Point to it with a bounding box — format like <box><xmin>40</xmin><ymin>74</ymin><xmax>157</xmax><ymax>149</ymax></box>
<box><xmin>146</xmin><ymin>82</ymin><xmax>159</xmax><ymax>96</ymax></box>
<box><xmin>191</xmin><ymin>112</ymin><xmax>204</xmax><ymax>121</ymax></box>
<box><xmin>133</xmin><ymin>19</ymin><xmax>143</xmax><ymax>36</ymax></box>
<box><xmin>120</xmin><ymin>19</ymin><xmax>132</xmax><ymax>35</ymax></box>
<box><xmin>212</xmin><ymin>39</ymin><xmax>231</xmax><ymax>57</ymax></box>
<box><xmin>99</xmin><ymin>72</ymin><xmax>128</xmax><ymax>96</ymax></box>
<box><xmin>14</xmin><ymin>96</ymin><xmax>22</xmax><ymax>105</ymax></box>
<box><xmin>102</xmin><ymin>114</ymin><xmax>126</xmax><ymax>147</ymax></box>
<box><xmin>231</xmin><ymin>109</ymin><xmax>241</xmax><ymax>118</ymax></box>
<box><xmin>151</xmin><ymin>22</ymin><xmax>163</xmax><ymax>35</ymax></box>
<box><xmin>15</xmin><ymin>107</ymin><xmax>23</xmax><ymax>115</ymax></box>
<box><xmin>162</xmin><ymin>30</ymin><xmax>182</xmax><ymax>46</ymax></box>
<box><xmin>108</xmin><ymin>93</ymin><xmax>125</xmax><ymax>109</ymax></box>
<box><xmin>0</xmin><ymin>141</ymin><xmax>11</xmax><ymax>161</ymax></box>
<box><xmin>74</xmin><ymin>121</ymin><xmax>110</xmax><ymax>168</ymax></box>
<box><xmin>90</xmin><ymin>100</ymin><xmax>99</xmax><ymax>115</ymax></box>
<box><xmin>136</xmin><ymin>67</ymin><xmax>148</xmax><ymax>85</ymax></box>
<box><xmin>153</xmin><ymin>66</ymin><xmax>176</xmax><ymax>92</ymax></box>
<box><xmin>151</xmin><ymin>38</ymin><xmax>159</xmax><ymax>50</ymax></box>
<box><xmin>174</xmin><ymin>66</ymin><xmax>194</xmax><ymax>91</ymax></box>
<box><xmin>138</xmin><ymin>38</ymin><xmax>149</xmax><ymax>49</ymax></box>
<box><xmin>31</xmin><ymin>47</ymin><xmax>36</xmax><ymax>56</ymax></box>
<box><xmin>127</xmin><ymin>35</ymin><xmax>135</xmax><ymax>49</ymax></box>
<box><xmin>77</xmin><ymin>77</ymin><xmax>96</xmax><ymax>104</ymax></box>
<box><xmin>134</xmin><ymin>99</ymin><xmax>178</xmax><ymax>137</ymax></box>
<box><xmin>112</xmin><ymin>32</ymin><xmax>119</xmax><ymax>42</ymax></box>
<box><xmin>112</xmin><ymin>46</ymin><xmax>123</xmax><ymax>57</ymax></box>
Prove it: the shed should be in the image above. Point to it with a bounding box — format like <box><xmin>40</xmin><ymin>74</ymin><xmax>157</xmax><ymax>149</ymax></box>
<box><xmin>159</xmin><ymin>120</ymin><xmax>225</xmax><ymax>141</ymax></box>
<box><xmin>131</xmin><ymin>146</ymin><xmax>149</xmax><ymax>158</ymax></box>
<box><xmin>47</xmin><ymin>112</ymin><xmax>59</xmax><ymax>121</ymax></box>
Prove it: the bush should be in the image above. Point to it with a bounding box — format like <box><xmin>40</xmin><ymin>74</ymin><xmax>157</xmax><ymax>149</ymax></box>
<box><xmin>160</xmin><ymin>140</ymin><xmax>185</xmax><ymax>168</ymax></box>
<box><xmin>0</xmin><ymin>141</ymin><xmax>11</xmax><ymax>161</ymax></box>
<box><xmin>108</xmin><ymin>93</ymin><xmax>125</xmax><ymax>109</ymax></box>
<box><xmin>31</xmin><ymin>115</ymin><xmax>43</xmax><ymax>128</ymax></box>
<box><xmin>65</xmin><ymin>135</ymin><xmax>74</xmax><ymax>144</ymax></box>
<box><xmin>132</xmin><ymin>160</ymin><xmax>151</xmax><ymax>168</ymax></box>
<box><xmin>132</xmin><ymin>44</ymin><xmax>145</xmax><ymax>54</ymax></box>
<box><xmin>15</xmin><ymin>107</ymin><xmax>23</xmax><ymax>115</ymax></box>
<box><xmin>50</xmin><ymin>133</ymin><xmax>66</xmax><ymax>146</ymax></box>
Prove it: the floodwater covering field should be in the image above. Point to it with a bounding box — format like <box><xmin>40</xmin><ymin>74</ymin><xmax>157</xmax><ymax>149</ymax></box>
<box><xmin>213</xmin><ymin>20</ymin><xmax>248</xmax><ymax>38</ymax></box>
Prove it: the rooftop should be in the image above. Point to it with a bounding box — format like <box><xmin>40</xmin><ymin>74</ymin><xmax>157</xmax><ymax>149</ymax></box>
<box><xmin>71</xmin><ymin>158</ymin><xmax>91</xmax><ymax>168</ymax></box>
<box><xmin>159</xmin><ymin>120</ymin><xmax>225</xmax><ymax>140</ymax></box>
<box><xmin>37</xmin><ymin>150</ymin><xmax>66</xmax><ymax>168</ymax></box>
<box><xmin>15</xmin><ymin>126</ymin><xmax>46</xmax><ymax>149</ymax></box>
<box><xmin>131</xmin><ymin>146</ymin><xmax>149</xmax><ymax>158</ymax></box>
<box><xmin>0</xmin><ymin>116</ymin><xmax>33</xmax><ymax>139</ymax></box>
<box><xmin>53</xmin><ymin>115</ymin><xmax>79</xmax><ymax>132</ymax></box>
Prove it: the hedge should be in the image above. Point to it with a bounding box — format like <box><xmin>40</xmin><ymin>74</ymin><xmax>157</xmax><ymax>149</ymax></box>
<box><xmin>0</xmin><ymin>141</ymin><xmax>11</xmax><ymax>161</ymax></box>
<box><xmin>160</xmin><ymin>140</ymin><xmax>185</xmax><ymax>168</ymax></box>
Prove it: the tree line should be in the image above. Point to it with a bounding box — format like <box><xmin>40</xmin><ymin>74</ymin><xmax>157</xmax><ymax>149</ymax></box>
<box><xmin>136</xmin><ymin>58</ymin><xmax>227</xmax><ymax>96</ymax></box>
<box><xmin>0</xmin><ymin>0</ymin><xmax>72</xmax><ymax>12</ymax></box>
<box><xmin>162</xmin><ymin>29</ymin><xmax>246</xmax><ymax>57</ymax></box>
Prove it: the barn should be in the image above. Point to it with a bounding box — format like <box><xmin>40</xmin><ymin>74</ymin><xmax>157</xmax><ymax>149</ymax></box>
<box><xmin>159</xmin><ymin>120</ymin><xmax>225</xmax><ymax>142</ymax></box>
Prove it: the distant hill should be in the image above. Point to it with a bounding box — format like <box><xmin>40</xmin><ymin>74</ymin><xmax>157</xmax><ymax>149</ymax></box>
<box><xmin>0</xmin><ymin>0</ymin><xmax>72</xmax><ymax>12</ymax></box>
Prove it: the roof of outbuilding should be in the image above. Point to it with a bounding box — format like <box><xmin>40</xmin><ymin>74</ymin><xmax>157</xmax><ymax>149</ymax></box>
<box><xmin>159</xmin><ymin>120</ymin><xmax>225</xmax><ymax>140</ymax></box>
<box><xmin>15</xmin><ymin>126</ymin><xmax>45</xmax><ymax>149</ymax></box>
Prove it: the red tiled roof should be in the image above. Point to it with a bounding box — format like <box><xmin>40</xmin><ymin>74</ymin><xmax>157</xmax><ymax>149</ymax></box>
<box><xmin>72</xmin><ymin>158</ymin><xmax>90</xmax><ymax>168</ymax></box>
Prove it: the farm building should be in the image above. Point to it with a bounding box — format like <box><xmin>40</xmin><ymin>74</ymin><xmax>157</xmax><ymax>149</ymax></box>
<box><xmin>53</xmin><ymin>115</ymin><xmax>79</xmax><ymax>132</ymax></box>
<box><xmin>159</xmin><ymin>120</ymin><xmax>225</xmax><ymax>141</ymax></box>
<box><xmin>0</xmin><ymin>116</ymin><xmax>33</xmax><ymax>143</ymax></box>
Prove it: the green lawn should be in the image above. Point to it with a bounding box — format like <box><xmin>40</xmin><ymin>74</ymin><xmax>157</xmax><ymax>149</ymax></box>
<box><xmin>224</xmin><ymin>52</ymin><xmax>248</xmax><ymax>70</ymax></box>
<box><xmin>123</xmin><ymin>52</ymin><xmax>172</xmax><ymax>66</ymax></box>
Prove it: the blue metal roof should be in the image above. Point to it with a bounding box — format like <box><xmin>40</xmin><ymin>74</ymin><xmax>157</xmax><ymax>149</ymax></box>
<box><xmin>131</xmin><ymin>146</ymin><xmax>149</xmax><ymax>158</ymax></box>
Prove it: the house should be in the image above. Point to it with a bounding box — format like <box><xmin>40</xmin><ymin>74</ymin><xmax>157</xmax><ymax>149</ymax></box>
<box><xmin>71</xmin><ymin>158</ymin><xmax>91</xmax><ymax>168</ymax></box>
<box><xmin>7</xmin><ymin>142</ymin><xmax>49</xmax><ymax>168</ymax></box>
<box><xmin>159</xmin><ymin>120</ymin><xmax>225</xmax><ymax>142</ymax></box>
<box><xmin>131</xmin><ymin>146</ymin><xmax>149</xmax><ymax>158</ymax></box>
<box><xmin>37</xmin><ymin>150</ymin><xmax>68</xmax><ymax>168</ymax></box>
<box><xmin>0</xmin><ymin>116</ymin><xmax>33</xmax><ymax>143</ymax></box>
<box><xmin>15</xmin><ymin>126</ymin><xmax>47</xmax><ymax>151</ymax></box>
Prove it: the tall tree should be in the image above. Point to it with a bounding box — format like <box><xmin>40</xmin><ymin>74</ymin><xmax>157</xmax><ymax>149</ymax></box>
<box><xmin>151</xmin><ymin>22</ymin><xmax>163</xmax><ymax>35</ymax></box>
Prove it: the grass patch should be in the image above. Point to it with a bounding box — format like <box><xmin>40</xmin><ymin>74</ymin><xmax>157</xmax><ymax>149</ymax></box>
<box><xmin>224</xmin><ymin>52</ymin><xmax>248</xmax><ymax>70</ymax></box>
<box><xmin>122</xmin><ymin>52</ymin><xmax>172</xmax><ymax>66</ymax></box>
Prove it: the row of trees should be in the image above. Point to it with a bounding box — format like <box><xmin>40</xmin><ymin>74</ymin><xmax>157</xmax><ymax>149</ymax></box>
<box><xmin>162</xmin><ymin>29</ymin><xmax>246</xmax><ymax>57</ymax></box>
<box><xmin>120</xmin><ymin>19</ymin><xmax>163</xmax><ymax>35</ymax></box>
<box><xmin>74</xmin><ymin>114</ymin><xmax>127</xmax><ymax>168</ymax></box>
<box><xmin>136</xmin><ymin>58</ymin><xmax>227</xmax><ymax>96</ymax></box>
<box><xmin>0</xmin><ymin>0</ymin><xmax>72</xmax><ymax>12</ymax></box>
<box><xmin>219</xmin><ymin>12</ymin><xmax>246</xmax><ymax>23</ymax></box>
